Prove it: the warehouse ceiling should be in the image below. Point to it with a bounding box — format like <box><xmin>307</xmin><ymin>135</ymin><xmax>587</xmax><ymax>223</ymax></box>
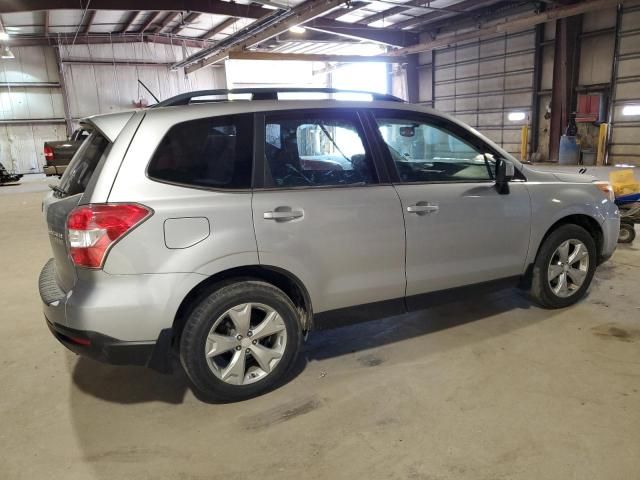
<box><xmin>0</xmin><ymin>0</ymin><xmax>598</xmax><ymax>72</ymax></box>
<box><xmin>0</xmin><ymin>1</ymin><xmax>513</xmax><ymax>52</ymax></box>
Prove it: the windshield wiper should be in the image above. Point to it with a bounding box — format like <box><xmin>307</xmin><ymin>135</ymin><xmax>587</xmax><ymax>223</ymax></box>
<box><xmin>49</xmin><ymin>184</ymin><xmax>68</xmax><ymax>196</ymax></box>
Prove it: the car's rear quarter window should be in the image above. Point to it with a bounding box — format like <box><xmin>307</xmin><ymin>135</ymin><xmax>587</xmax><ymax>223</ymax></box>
<box><xmin>59</xmin><ymin>131</ymin><xmax>110</xmax><ymax>196</ymax></box>
<box><xmin>147</xmin><ymin>114</ymin><xmax>253</xmax><ymax>189</ymax></box>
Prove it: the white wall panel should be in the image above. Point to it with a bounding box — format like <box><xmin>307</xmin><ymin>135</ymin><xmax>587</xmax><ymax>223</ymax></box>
<box><xmin>64</xmin><ymin>64</ymin><xmax>101</xmax><ymax>117</ymax></box>
<box><xmin>0</xmin><ymin>46</ymin><xmax>59</xmax><ymax>83</ymax></box>
<box><xmin>0</xmin><ymin>124</ymin><xmax>66</xmax><ymax>174</ymax></box>
<box><xmin>3</xmin><ymin>42</ymin><xmax>225</xmax><ymax>173</ymax></box>
<box><xmin>61</xmin><ymin>42</ymin><xmax>226</xmax><ymax>118</ymax></box>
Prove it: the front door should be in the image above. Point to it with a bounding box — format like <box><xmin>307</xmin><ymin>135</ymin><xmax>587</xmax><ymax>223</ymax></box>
<box><xmin>251</xmin><ymin>109</ymin><xmax>406</xmax><ymax>316</ymax></box>
<box><xmin>369</xmin><ymin>110</ymin><xmax>531</xmax><ymax>298</ymax></box>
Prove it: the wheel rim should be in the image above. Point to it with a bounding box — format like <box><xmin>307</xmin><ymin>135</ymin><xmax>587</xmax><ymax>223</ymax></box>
<box><xmin>619</xmin><ymin>228</ymin><xmax>630</xmax><ymax>242</ymax></box>
<box><xmin>547</xmin><ymin>239</ymin><xmax>590</xmax><ymax>298</ymax></box>
<box><xmin>204</xmin><ymin>303</ymin><xmax>287</xmax><ymax>385</ymax></box>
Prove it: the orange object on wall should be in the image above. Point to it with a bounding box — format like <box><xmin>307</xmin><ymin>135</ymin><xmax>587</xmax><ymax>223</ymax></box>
<box><xmin>576</xmin><ymin>94</ymin><xmax>601</xmax><ymax>123</ymax></box>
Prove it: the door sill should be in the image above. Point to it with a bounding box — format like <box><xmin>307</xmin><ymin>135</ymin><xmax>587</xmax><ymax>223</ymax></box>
<box><xmin>312</xmin><ymin>276</ymin><xmax>521</xmax><ymax>330</ymax></box>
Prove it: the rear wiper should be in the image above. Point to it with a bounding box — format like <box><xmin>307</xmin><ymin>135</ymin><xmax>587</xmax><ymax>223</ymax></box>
<box><xmin>49</xmin><ymin>184</ymin><xmax>68</xmax><ymax>196</ymax></box>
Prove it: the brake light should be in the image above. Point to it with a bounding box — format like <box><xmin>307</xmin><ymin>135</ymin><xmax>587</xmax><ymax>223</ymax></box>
<box><xmin>44</xmin><ymin>145</ymin><xmax>54</xmax><ymax>163</ymax></box>
<box><xmin>66</xmin><ymin>204</ymin><xmax>152</xmax><ymax>269</ymax></box>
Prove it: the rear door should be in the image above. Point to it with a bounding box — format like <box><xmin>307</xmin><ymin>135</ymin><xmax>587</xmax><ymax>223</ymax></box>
<box><xmin>251</xmin><ymin>109</ymin><xmax>406</xmax><ymax>316</ymax></box>
<box><xmin>367</xmin><ymin>109</ymin><xmax>531</xmax><ymax>300</ymax></box>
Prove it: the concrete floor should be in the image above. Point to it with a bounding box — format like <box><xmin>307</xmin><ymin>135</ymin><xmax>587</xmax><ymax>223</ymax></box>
<box><xmin>1</xmin><ymin>175</ymin><xmax>639</xmax><ymax>480</ymax></box>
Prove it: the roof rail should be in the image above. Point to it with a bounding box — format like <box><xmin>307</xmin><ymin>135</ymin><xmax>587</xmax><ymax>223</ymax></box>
<box><xmin>152</xmin><ymin>88</ymin><xmax>404</xmax><ymax>108</ymax></box>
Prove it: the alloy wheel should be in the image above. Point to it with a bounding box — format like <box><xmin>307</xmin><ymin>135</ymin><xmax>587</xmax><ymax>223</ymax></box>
<box><xmin>204</xmin><ymin>303</ymin><xmax>287</xmax><ymax>385</ymax></box>
<box><xmin>547</xmin><ymin>239</ymin><xmax>590</xmax><ymax>298</ymax></box>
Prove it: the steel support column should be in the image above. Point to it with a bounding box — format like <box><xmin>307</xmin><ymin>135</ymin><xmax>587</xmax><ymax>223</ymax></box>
<box><xmin>406</xmin><ymin>53</ymin><xmax>419</xmax><ymax>103</ymax></box>
<box><xmin>549</xmin><ymin>14</ymin><xmax>582</xmax><ymax>161</ymax></box>
<box><xmin>604</xmin><ymin>4</ymin><xmax>622</xmax><ymax>165</ymax></box>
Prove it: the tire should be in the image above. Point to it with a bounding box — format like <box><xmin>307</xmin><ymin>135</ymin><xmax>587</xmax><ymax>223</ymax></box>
<box><xmin>180</xmin><ymin>280</ymin><xmax>303</xmax><ymax>402</ymax></box>
<box><xmin>618</xmin><ymin>222</ymin><xmax>636</xmax><ymax>244</ymax></box>
<box><xmin>529</xmin><ymin>224</ymin><xmax>597</xmax><ymax>309</ymax></box>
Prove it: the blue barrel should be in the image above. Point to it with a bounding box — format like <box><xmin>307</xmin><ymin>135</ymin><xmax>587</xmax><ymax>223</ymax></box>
<box><xmin>559</xmin><ymin>135</ymin><xmax>580</xmax><ymax>165</ymax></box>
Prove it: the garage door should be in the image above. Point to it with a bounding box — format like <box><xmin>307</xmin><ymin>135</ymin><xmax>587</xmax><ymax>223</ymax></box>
<box><xmin>609</xmin><ymin>2</ymin><xmax>640</xmax><ymax>166</ymax></box>
<box><xmin>432</xmin><ymin>30</ymin><xmax>536</xmax><ymax>159</ymax></box>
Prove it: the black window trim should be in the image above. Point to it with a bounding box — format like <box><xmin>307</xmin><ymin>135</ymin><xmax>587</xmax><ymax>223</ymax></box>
<box><xmin>145</xmin><ymin>113</ymin><xmax>255</xmax><ymax>193</ymax></box>
<box><xmin>363</xmin><ymin>108</ymin><xmax>526</xmax><ymax>185</ymax></box>
<box><xmin>253</xmin><ymin>108</ymin><xmax>392</xmax><ymax>191</ymax></box>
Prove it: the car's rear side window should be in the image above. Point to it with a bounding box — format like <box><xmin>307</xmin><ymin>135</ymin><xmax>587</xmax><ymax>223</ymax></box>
<box><xmin>59</xmin><ymin>131</ymin><xmax>110</xmax><ymax>196</ymax></box>
<box><xmin>147</xmin><ymin>114</ymin><xmax>253</xmax><ymax>189</ymax></box>
<box><xmin>263</xmin><ymin>111</ymin><xmax>377</xmax><ymax>188</ymax></box>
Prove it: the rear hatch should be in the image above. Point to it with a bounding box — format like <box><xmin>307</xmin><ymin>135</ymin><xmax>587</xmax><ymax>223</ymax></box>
<box><xmin>44</xmin><ymin>131</ymin><xmax>111</xmax><ymax>292</ymax></box>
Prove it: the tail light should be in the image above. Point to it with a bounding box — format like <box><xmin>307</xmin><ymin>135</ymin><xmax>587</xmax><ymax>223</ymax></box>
<box><xmin>44</xmin><ymin>145</ymin><xmax>54</xmax><ymax>164</ymax></box>
<box><xmin>66</xmin><ymin>204</ymin><xmax>152</xmax><ymax>269</ymax></box>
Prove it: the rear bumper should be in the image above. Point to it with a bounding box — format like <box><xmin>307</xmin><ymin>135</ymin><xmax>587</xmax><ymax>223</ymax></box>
<box><xmin>38</xmin><ymin>258</ymin><xmax>204</xmax><ymax>339</ymax></box>
<box><xmin>39</xmin><ymin>258</ymin><xmax>205</xmax><ymax>372</ymax></box>
<box><xmin>46</xmin><ymin>318</ymin><xmax>158</xmax><ymax>366</ymax></box>
<box><xmin>43</xmin><ymin>165</ymin><xmax>66</xmax><ymax>176</ymax></box>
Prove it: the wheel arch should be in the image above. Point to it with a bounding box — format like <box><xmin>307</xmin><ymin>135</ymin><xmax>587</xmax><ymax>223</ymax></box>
<box><xmin>521</xmin><ymin>213</ymin><xmax>603</xmax><ymax>289</ymax></box>
<box><xmin>171</xmin><ymin>265</ymin><xmax>313</xmax><ymax>345</ymax></box>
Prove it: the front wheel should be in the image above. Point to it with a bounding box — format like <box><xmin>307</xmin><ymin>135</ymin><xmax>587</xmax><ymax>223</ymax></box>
<box><xmin>529</xmin><ymin>224</ymin><xmax>597</xmax><ymax>309</ymax></box>
<box><xmin>180</xmin><ymin>280</ymin><xmax>303</xmax><ymax>402</ymax></box>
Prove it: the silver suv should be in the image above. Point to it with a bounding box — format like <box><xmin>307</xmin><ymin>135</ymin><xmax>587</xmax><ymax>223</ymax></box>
<box><xmin>39</xmin><ymin>88</ymin><xmax>620</xmax><ymax>401</ymax></box>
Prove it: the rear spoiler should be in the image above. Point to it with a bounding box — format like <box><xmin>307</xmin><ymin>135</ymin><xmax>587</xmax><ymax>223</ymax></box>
<box><xmin>80</xmin><ymin>110</ymin><xmax>137</xmax><ymax>143</ymax></box>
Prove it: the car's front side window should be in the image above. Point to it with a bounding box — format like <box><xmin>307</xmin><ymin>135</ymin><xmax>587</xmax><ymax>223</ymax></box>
<box><xmin>375</xmin><ymin>116</ymin><xmax>494</xmax><ymax>183</ymax></box>
<box><xmin>264</xmin><ymin>111</ymin><xmax>377</xmax><ymax>188</ymax></box>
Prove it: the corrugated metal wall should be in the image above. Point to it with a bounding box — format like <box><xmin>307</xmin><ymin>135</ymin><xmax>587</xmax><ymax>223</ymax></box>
<box><xmin>60</xmin><ymin>43</ymin><xmax>226</xmax><ymax>119</ymax></box>
<box><xmin>610</xmin><ymin>0</ymin><xmax>640</xmax><ymax>165</ymax></box>
<box><xmin>0</xmin><ymin>46</ymin><xmax>66</xmax><ymax>174</ymax></box>
<box><xmin>1</xmin><ymin>42</ymin><xmax>226</xmax><ymax>174</ymax></box>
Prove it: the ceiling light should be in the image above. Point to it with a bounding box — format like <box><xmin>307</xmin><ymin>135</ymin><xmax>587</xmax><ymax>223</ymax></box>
<box><xmin>289</xmin><ymin>26</ymin><xmax>306</xmax><ymax>34</ymax></box>
<box><xmin>622</xmin><ymin>105</ymin><xmax>640</xmax><ymax>116</ymax></box>
<box><xmin>508</xmin><ymin>111</ymin><xmax>526</xmax><ymax>122</ymax></box>
<box><xmin>0</xmin><ymin>32</ymin><xmax>9</xmax><ymax>41</ymax></box>
<box><xmin>1</xmin><ymin>46</ymin><xmax>14</xmax><ymax>59</ymax></box>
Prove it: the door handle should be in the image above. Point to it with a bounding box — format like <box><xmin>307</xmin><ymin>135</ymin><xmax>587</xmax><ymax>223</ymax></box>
<box><xmin>407</xmin><ymin>202</ymin><xmax>439</xmax><ymax>215</ymax></box>
<box><xmin>264</xmin><ymin>209</ymin><xmax>304</xmax><ymax>221</ymax></box>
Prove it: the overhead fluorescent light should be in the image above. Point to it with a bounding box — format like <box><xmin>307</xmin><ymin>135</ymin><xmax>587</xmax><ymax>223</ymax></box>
<box><xmin>0</xmin><ymin>32</ymin><xmax>9</xmax><ymax>41</ymax></box>
<box><xmin>1</xmin><ymin>46</ymin><xmax>14</xmax><ymax>59</ymax></box>
<box><xmin>622</xmin><ymin>105</ymin><xmax>640</xmax><ymax>116</ymax></box>
<box><xmin>508</xmin><ymin>111</ymin><xmax>526</xmax><ymax>122</ymax></box>
<box><xmin>289</xmin><ymin>26</ymin><xmax>306</xmax><ymax>34</ymax></box>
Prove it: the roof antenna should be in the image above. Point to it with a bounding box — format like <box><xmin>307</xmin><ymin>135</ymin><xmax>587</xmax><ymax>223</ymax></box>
<box><xmin>137</xmin><ymin>79</ymin><xmax>160</xmax><ymax>103</ymax></box>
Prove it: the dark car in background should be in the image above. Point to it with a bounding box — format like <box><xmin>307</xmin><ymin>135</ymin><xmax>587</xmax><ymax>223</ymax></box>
<box><xmin>43</xmin><ymin>128</ymin><xmax>90</xmax><ymax>177</ymax></box>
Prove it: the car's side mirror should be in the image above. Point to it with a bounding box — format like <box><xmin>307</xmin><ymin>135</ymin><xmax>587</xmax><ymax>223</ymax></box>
<box><xmin>495</xmin><ymin>158</ymin><xmax>514</xmax><ymax>195</ymax></box>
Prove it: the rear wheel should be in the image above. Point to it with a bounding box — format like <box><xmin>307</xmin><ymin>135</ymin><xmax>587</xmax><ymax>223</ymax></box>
<box><xmin>180</xmin><ymin>280</ymin><xmax>303</xmax><ymax>402</ymax></box>
<box><xmin>529</xmin><ymin>224</ymin><xmax>597</xmax><ymax>309</ymax></box>
<box><xmin>618</xmin><ymin>222</ymin><xmax>636</xmax><ymax>244</ymax></box>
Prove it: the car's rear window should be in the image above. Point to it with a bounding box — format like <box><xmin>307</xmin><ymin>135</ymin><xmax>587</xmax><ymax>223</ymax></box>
<box><xmin>147</xmin><ymin>114</ymin><xmax>253</xmax><ymax>189</ymax></box>
<box><xmin>58</xmin><ymin>131</ymin><xmax>110</xmax><ymax>196</ymax></box>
